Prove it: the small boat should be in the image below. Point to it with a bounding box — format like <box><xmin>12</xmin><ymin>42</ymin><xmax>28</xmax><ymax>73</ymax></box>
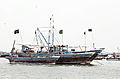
<box><xmin>105</xmin><ymin>53</ymin><xmax>120</xmax><ymax>61</ymax></box>
<box><xmin>106</xmin><ymin>58</ymin><xmax>120</xmax><ymax>61</ymax></box>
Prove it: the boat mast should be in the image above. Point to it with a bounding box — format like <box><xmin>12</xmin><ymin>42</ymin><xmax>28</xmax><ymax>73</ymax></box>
<box><xmin>51</xmin><ymin>14</ymin><xmax>54</xmax><ymax>46</ymax></box>
<box><xmin>35</xmin><ymin>30</ymin><xmax>39</xmax><ymax>45</ymax></box>
<box><xmin>48</xmin><ymin>30</ymin><xmax>51</xmax><ymax>53</ymax></box>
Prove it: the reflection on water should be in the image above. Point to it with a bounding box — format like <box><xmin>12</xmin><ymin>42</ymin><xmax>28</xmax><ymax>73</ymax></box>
<box><xmin>0</xmin><ymin>58</ymin><xmax>120</xmax><ymax>79</ymax></box>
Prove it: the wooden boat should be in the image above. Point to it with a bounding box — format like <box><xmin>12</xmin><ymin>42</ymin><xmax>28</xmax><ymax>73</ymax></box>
<box><xmin>6</xmin><ymin>43</ymin><xmax>103</xmax><ymax>64</ymax></box>
<box><xmin>6</xmin><ymin>19</ymin><xmax>103</xmax><ymax>64</ymax></box>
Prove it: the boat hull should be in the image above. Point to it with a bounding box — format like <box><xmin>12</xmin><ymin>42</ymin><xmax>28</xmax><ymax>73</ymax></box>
<box><xmin>56</xmin><ymin>53</ymin><xmax>98</xmax><ymax>64</ymax></box>
<box><xmin>6</xmin><ymin>57</ymin><xmax>59</xmax><ymax>64</ymax></box>
<box><xmin>6</xmin><ymin>49</ymin><xmax>100</xmax><ymax>64</ymax></box>
<box><xmin>56</xmin><ymin>56</ymin><xmax>91</xmax><ymax>64</ymax></box>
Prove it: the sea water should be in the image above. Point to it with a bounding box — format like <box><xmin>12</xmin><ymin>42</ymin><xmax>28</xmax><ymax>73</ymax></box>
<box><xmin>0</xmin><ymin>58</ymin><xmax>120</xmax><ymax>79</ymax></box>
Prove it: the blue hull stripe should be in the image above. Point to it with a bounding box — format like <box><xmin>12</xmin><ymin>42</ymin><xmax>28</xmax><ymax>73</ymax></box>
<box><xmin>8</xmin><ymin>57</ymin><xmax>59</xmax><ymax>61</ymax></box>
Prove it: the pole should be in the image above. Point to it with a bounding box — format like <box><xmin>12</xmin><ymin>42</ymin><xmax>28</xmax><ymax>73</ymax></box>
<box><xmin>91</xmin><ymin>29</ymin><xmax>95</xmax><ymax>49</ymax></box>
<box><xmin>48</xmin><ymin>30</ymin><xmax>51</xmax><ymax>53</ymax></box>
<box><xmin>35</xmin><ymin>31</ymin><xmax>39</xmax><ymax>45</ymax></box>
<box><xmin>51</xmin><ymin>14</ymin><xmax>54</xmax><ymax>46</ymax></box>
<box><xmin>62</xmin><ymin>34</ymin><xmax>63</xmax><ymax>45</ymax></box>
<box><xmin>52</xmin><ymin>26</ymin><xmax>54</xmax><ymax>45</ymax></box>
<box><xmin>84</xmin><ymin>32</ymin><xmax>86</xmax><ymax>51</ymax></box>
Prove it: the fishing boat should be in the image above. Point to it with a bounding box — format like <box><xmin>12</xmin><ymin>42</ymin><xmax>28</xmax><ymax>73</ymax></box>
<box><xmin>6</xmin><ymin>34</ymin><xmax>103</xmax><ymax>65</ymax></box>
<box><xmin>6</xmin><ymin>16</ymin><xmax>103</xmax><ymax>64</ymax></box>
<box><xmin>6</xmin><ymin>41</ymin><xmax>60</xmax><ymax>64</ymax></box>
<box><xmin>6</xmin><ymin>43</ymin><xmax>103</xmax><ymax>64</ymax></box>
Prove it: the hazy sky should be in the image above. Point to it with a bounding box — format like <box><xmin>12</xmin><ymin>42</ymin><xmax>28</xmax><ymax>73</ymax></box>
<box><xmin>0</xmin><ymin>0</ymin><xmax>120</xmax><ymax>52</ymax></box>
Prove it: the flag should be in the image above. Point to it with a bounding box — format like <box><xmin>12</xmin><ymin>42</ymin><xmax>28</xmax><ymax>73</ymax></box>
<box><xmin>84</xmin><ymin>32</ymin><xmax>86</xmax><ymax>35</ymax></box>
<box><xmin>14</xmin><ymin>29</ymin><xmax>19</xmax><ymax>34</ymax></box>
<box><xmin>59</xmin><ymin>30</ymin><xmax>63</xmax><ymax>34</ymax></box>
<box><xmin>88</xmin><ymin>29</ymin><xmax>92</xmax><ymax>32</ymax></box>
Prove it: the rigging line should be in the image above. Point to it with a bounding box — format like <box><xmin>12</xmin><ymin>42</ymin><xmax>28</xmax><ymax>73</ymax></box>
<box><xmin>32</xmin><ymin>35</ymin><xmax>36</xmax><ymax>44</ymax></box>
<box><xmin>37</xmin><ymin>33</ymin><xmax>43</xmax><ymax>45</ymax></box>
<box><xmin>54</xmin><ymin>28</ymin><xmax>62</xmax><ymax>43</ymax></box>
<box><xmin>35</xmin><ymin>31</ymin><xmax>39</xmax><ymax>45</ymax></box>
<box><xmin>54</xmin><ymin>33</ymin><xmax>62</xmax><ymax>44</ymax></box>
<box><xmin>79</xmin><ymin>45</ymin><xmax>82</xmax><ymax>51</ymax></box>
<box><xmin>55</xmin><ymin>34</ymin><xmax>62</xmax><ymax>43</ymax></box>
<box><xmin>38</xmin><ymin>34</ymin><xmax>48</xmax><ymax>51</ymax></box>
<box><xmin>55</xmin><ymin>37</ymin><xmax>60</xmax><ymax>44</ymax></box>
<box><xmin>20</xmin><ymin>32</ymin><xmax>23</xmax><ymax>43</ymax></box>
<box><xmin>38</xmin><ymin>27</ymin><xmax>51</xmax><ymax>28</ymax></box>
<box><xmin>37</xmin><ymin>29</ymin><xmax>48</xmax><ymax>45</ymax></box>
<box><xmin>55</xmin><ymin>28</ymin><xmax>62</xmax><ymax>40</ymax></box>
